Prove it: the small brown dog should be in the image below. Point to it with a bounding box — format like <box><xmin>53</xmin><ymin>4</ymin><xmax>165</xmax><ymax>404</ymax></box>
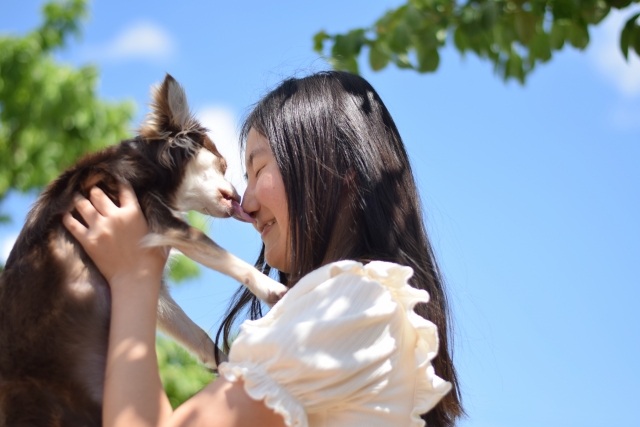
<box><xmin>0</xmin><ymin>74</ymin><xmax>286</xmax><ymax>426</ymax></box>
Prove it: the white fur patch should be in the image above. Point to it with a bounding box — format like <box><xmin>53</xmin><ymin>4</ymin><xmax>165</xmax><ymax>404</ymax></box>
<box><xmin>174</xmin><ymin>148</ymin><xmax>238</xmax><ymax>216</ymax></box>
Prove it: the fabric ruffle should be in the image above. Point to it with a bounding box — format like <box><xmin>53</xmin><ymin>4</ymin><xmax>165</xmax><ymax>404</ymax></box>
<box><xmin>319</xmin><ymin>261</ymin><xmax>453</xmax><ymax>426</ymax></box>
<box><xmin>218</xmin><ymin>361</ymin><xmax>308</xmax><ymax>427</ymax></box>
<box><xmin>219</xmin><ymin>260</ymin><xmax>451</xmax><ymax>427</ymax></box>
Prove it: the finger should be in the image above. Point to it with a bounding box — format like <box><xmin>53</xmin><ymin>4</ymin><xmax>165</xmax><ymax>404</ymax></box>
<box><xmin>89</xmin><ymin>186</ymin><xmax>116</xmax><ymax>217</ymax></box>
<box><xmin>74</xmin><ymin>194</ymin><xmax>102</xmax><ymax>226</ymax></box>
<box><xmin>118</xmin><ymin>182</ymin><xmax>139</xmax><ymax>209</ymax></box>
<box><xmin>62</xmin><ymin>212</ymin><xmax>89</xmax><ymax>241</ymax></box>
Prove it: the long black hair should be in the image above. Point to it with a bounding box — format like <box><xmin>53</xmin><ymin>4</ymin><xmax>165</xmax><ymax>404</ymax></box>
<box><xmin>215</xmin><ymin>70</ymin><xmax>463</xmax><ymax>426</ymax></box>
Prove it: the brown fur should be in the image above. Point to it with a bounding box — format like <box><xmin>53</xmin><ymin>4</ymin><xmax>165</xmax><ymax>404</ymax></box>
<box><xmin>0</xmin><ymin>74</ymin><xmax>227</xmax><ymax>426</ymax></box>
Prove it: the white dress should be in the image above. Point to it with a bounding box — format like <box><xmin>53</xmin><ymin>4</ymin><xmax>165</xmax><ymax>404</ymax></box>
<box><xmin>218</xmin><ymin>260</ymin><xmax>452</xmax><ymax>427</ymax></box>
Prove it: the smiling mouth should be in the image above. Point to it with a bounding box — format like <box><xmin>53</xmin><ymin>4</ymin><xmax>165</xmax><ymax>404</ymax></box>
<box><xmin>261</xmin><ymin>220</ymin><xmax>275</xmax><ymax>236</ymax></box>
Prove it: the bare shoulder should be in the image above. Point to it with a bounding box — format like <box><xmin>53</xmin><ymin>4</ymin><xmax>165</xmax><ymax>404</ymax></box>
<box><xmin>167</xmin><ymin>377</ymin><xmax>287</xmax><ymax>427</ymax></box>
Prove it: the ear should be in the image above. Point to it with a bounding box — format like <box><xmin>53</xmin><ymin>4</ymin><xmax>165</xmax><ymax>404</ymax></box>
<box><xmin>139</xmin><ymin>73</ymin><xmax>196</xmax><ymax>139</ymax></box>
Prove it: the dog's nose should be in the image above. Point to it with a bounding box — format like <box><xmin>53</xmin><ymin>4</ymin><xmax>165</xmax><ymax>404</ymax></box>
<box><xmin>220</xmin><ymin>187</ymin><xmax>240</xmax><ymax>203</ymax></box>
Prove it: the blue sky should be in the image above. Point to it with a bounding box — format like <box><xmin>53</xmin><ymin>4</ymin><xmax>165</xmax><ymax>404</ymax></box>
<box><xmin>1</xmin><ymin>1</ymin><xmax>639</xmax><ymax>426</ymax></box>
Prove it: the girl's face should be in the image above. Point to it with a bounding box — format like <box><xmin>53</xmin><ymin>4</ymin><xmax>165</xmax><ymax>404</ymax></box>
<box><xmin>241</xmin><ymin>128</ymin><xmax>291</xmax><ymax>273</ymax></box>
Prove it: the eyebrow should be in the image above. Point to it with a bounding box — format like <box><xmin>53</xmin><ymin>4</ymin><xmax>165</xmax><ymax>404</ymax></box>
<box><xmin>247</xmin><ymin>146</ymin><xmax>269</xmax><ymax>170</ymax></box>
<box><xmin>244</xmin><ymin>146</ymin><xmax>269</xmax><ymax>182</ymax></box>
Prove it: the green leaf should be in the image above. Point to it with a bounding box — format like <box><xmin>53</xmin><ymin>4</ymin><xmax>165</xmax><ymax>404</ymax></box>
<box><xmin>620</xmin><ymin>13</ymin><xmax>640</xmax><ymax>59</ymax></box>
<box><xmin>530</xmin><ymin>31</ymin><xmax>552</xmax><ymax>62</ymax></box>
<box><xmin>369</xmin><ymin>42</ymin><xmax>390</xmax><ymax>71</ymax></box>
<box><xmin>404</xmin><ymin>3</ymin><xmax>423</xmax><ymax>31</ymax></box>
<box><xmin>608</xmin><ymin>0</ymin><xmax>633</xmax><ymax>9</ymax></box>
<box><xmin>313</xmin><ymin>30</ymin><xmax>329</xmax><ymax>53</ymax></box>
<box><xmin>550</xmin><ymin>19</ymin><xmax>568</xmax><ymax>50</ymax></box>
<box><xmin>331</xmin><ymin>55</ymin><xmax>360</xmax><ymax>74</ymax></box>
<box><xmin>505</xmin><ymin>51</ymin><xmax>524</xmax><ymax>83</ymax></box>
<box><xmin>454</xmin><ymin>26</ymin><xmax>468</xmax><ymax>53</ymax></box>
<box><xmin>389</xmin><ymin>22</ymin><xmax>412</xmax><ymax>53</ymax></box>
<box><xmin>414</xmin><ymin>28</ymin><xmax>439</xmax><ymax>50</ymax></box>
<box><xmin>332</xmin><ymin>34</ymin><xmax>349</xmax><ymax>58</ymax></box>
<box><xmin>416</xmin><ymin>46</ymin><xmax>440</xmax><ymax>72</ymax></box>
<box><xmin>481</xmin><ymin>1</ymin><xmax>499</xmax><ymax>30</ymax></box>
<box><xmin>37</xmin><ymin>0</ymin><xmax>87</xmax><ymax>51</ymax></box>
<box><xmin>331</xmin><ymin>29</ymin><xmax>366</xmax><ymax>60</ymax></box>
<box><xmin>568</xmin><ymin>22</ymin><xmax>590</xmax><ymax>49</ymax></box>
<box><xmin>582</xmin><ymin>2</ymin><xmax>611</xmax><ymax>25</ymax></box>
<box><xmin>634</xmin><ymin>23</ymin><xmax>640</xmax><ymax>57</ymax></box>
<box><xmin>394</xmin><ymin>53</ymin><xmax>414</xmax><ymax>69</ymax></box>
<box><xmin>330</xmin><ymin>33</ymin><xmax>361</xmax><ymax>72</ymax></box>
<box><xmin>168</xmin><ymin>254</ymin><xmax>200</xmax><ymax>284</ymax></box>
<box><xmin>515</xmin><ymin>11</ymin><xmax>538</xmax><ymax>44</ymax></box>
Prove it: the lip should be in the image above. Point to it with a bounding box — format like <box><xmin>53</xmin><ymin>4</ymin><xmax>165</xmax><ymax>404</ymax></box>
<box><xmin>259</xmin><ymin>220</ymin><xmax>275</xmax><ymax>237</ymax></box>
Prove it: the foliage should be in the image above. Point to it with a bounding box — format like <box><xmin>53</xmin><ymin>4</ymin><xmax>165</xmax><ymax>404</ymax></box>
<box><xmin>314</xmin><ymin>0</ymin><xmax>640</xmax><ymax>83</ymax></box>
<box><xmin>0</xmin><ymin>0</ymin><xmax>135</xmax><ymax>204</ymax></box>
<box><xmin>156</xmin><ymin>335</ymin><xmax>216</xmax><ymax>409</ymax></box>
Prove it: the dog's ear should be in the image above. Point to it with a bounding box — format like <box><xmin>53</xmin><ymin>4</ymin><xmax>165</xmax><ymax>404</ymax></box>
<box><xmin>139</xmin><ymin>74</ymin><xmax>198</xmax><ymax>139</ymax></box>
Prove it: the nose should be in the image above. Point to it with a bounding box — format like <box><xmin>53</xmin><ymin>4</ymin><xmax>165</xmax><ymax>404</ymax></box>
<box><xmin>241</xmin><ymin>185</ymin><xmax>258</xmax><ymax>220</ymax></box>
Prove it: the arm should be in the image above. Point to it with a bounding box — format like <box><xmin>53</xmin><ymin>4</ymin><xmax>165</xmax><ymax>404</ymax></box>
<box><xmin>63</xmin><ymin>184</ymin><xmax>286</xmax><ymax>427</ymax></box>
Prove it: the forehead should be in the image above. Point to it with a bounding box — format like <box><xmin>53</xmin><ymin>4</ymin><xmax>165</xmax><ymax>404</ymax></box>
<box><xmin>245</xmin><ymin>128</ymin><xmax>271</xmax><ymax>165</ymax></box>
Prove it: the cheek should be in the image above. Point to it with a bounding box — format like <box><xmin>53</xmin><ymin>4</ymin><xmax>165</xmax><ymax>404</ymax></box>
<box><xmin>256</xmin><ymin>173</ymin><xmax>289</xmax><ymax>226</ymax></box>
<box><xmin>255</xmin><ymin>173</ymin><xmax>280</xmax><ymax>206</ymax></box>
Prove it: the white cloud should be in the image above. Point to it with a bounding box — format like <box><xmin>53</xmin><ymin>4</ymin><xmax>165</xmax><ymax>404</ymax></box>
<box><xmin>102</xmin><ymin>22</ymin><xmax>176</xmax><ymax>62</ymax></box>
<box><xmin>0</xmin><ymin>233</ymin><xmax>18</xmax><ymax>264</ymax></box>
<box><xmin>197</xmin><ymin>107</ymin><xmax>246</xmax><ymax>196</ymax></box>
<box><xmin>590</xmin><ymin>8</ymin><xmax>640</xmax><ymax>97</ymax></box>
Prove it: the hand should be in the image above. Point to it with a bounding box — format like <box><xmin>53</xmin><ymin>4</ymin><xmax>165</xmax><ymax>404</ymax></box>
<box><xmin>63</xmin><ymin>183</ymin><xmax>168</xmax><ymax>289</ymax></box>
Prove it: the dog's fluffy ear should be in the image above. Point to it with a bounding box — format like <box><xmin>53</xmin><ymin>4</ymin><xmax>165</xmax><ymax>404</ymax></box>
<box><xmin>139</xmin><ymin>74</ymin><xmax>199</xmax><ymax>139</ymax></box>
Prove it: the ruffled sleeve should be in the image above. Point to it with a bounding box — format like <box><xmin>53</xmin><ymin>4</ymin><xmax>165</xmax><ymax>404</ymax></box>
<box><xmin>218</xmin><ymin>260</ymin><xmax>451</xmax><ymax>427</ymax></box>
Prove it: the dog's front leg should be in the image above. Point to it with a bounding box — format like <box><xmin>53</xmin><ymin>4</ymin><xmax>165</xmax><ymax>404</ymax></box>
<box><xmin>142</xmin><ymin>226</ymin><xmax>288</xmax><ymax>307</ymax></box>
<box><xmin>157</xmin><ymin>284</ymin><xmax>226</xmax><ymax>369</ymax></box>
<box><xmin>138</xmin><ymin>194</ymin><xmax>288</xmax><ymax>306</ymax></box>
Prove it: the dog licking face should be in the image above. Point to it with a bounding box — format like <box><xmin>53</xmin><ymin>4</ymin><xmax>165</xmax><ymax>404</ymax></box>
<box><xmin>138</xmin><ymin>76</ymin><xmax>251</xmax><ymax>222</ymax></box>
<box><xmin>0</xmin><ymin>74</ymin><xmax>283</xmax><ymax>426</ymax></box>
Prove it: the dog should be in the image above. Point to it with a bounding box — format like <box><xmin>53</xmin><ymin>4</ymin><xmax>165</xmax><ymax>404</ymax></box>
<box><xmin>0</xmin><ymin>74</ymin><xmax>287</xmax><ymax>426</ymax></box>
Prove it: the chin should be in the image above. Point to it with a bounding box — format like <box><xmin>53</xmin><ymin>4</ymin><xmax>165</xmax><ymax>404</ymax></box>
<box><xmin>264</xmin><ymin>253</ymin><xmax>284</xmax><ymax>272</ymax></box>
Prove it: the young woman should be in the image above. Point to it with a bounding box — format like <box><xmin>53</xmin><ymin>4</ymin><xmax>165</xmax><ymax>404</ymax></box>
<box><xmin>64</xmin><ymin>71</ymin><xmax>463</xmax><ymax>427</ymax></box>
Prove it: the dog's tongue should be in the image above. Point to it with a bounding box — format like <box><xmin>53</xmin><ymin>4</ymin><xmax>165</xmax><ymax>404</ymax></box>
<box><xmin>231</xmin><ymin>200</ymin><xmax>255</xmax><ymax>223</ymax></box>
